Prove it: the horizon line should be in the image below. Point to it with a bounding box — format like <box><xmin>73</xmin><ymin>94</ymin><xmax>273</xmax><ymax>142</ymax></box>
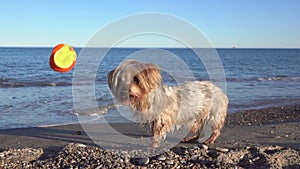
<box><xmin>0</xmin><ymin>45</ymin><xmax>299</xmax><ymax>49</ymax></box>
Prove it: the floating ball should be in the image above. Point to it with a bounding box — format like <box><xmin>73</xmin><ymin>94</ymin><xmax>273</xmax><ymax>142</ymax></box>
<box><xmin>49</xmin><ymin>44</ymin><xmax>77</xmax><ymax>72</ymax></box>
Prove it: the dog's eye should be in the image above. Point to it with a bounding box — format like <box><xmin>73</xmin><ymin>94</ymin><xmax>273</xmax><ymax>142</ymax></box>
<box><xmin>133</xmin><ymin>76</ymin><xmax>139</xmax><ymax>84</ymax></box>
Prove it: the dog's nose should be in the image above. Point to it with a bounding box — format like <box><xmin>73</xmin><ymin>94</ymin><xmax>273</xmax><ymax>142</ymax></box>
<box><xmin>118</xmin><ymin>90</ymin><xmax>129</xmax><ymax>99</ymax></box>
<box><xmin>117</xmin><ymin>90</ymin><xmax>130</xmax><ymax>103</ymax></box>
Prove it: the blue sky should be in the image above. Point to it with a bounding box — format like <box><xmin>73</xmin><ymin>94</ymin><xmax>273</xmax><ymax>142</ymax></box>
<box><xmin>1</xmin><ymin>0</ymin><xmax>300</xmax><ymax>48</ymax></box>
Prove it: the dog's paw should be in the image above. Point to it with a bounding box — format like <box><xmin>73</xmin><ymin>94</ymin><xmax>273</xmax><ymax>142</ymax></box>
<box><xmin>204</xmin><ymin>139</ymin><xmax>215</xmax><ymax>145</ymax></box>
<box><xmin>181</xmin><ymin>135</ymin><xmax>199</xmax><ymax>143</ymax></box>
<box><xmin>150</xmin><ymin>142</ymin><xmax>160</xmax><ymax>149</ymax></box>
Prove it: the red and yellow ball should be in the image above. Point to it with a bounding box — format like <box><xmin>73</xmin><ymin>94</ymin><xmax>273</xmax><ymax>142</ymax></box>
<box><xmin>49</xmin><ymin>44</ymin><xmax>77</xmax><ymax>72</ymax></box>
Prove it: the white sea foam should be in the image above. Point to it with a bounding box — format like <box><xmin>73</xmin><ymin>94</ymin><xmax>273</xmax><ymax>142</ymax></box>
<box><xmin>258</xmin><ymin>76</ymin><xmax>300</xmax><ymax>81</ymax></box>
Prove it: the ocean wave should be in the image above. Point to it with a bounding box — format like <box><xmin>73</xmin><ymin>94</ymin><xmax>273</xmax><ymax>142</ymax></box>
<box><xmin>0</xmin><ymin>81</ymin><xmax>72</xmax><ymax>88</ymax></box>
<box><xmin>75</xmin><ymin>103</ymin><xmax>118</xmax><ymax>116</ymax></box>
<box><xmin>224</xmin><ymin>76</ymin><xmax>300</xmax><ymax>82</ymax></box>
<box><xmin>258</xmin><ymin>76</ymin><xmax>300</xmax><ymax>81</ymax></box>
<box><xmin>1</xmin><ymin>76</ymin><xmax>299</xmax><ymax>88</ymax></box>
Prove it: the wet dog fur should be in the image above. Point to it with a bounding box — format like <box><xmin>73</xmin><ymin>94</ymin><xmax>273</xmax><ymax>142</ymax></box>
<box><xmin>108</xmin><ymin>60</ymin><xmax>228</xmax><ymax>148</ymax></box>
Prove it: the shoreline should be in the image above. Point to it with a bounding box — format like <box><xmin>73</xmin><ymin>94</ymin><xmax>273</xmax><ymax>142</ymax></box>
<box><xmin>1</xmin><ymin>104</ymin><xmax>300</xmax><ymax>168</ymax></box>
<box><xmin>1</xmin><ymin>102</ymin><xmax>300</xmax><ymax>131</ymax></box>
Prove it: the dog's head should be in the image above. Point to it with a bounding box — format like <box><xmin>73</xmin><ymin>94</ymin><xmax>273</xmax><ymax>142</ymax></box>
<box><xmin>108</xmin><ymin>60</ymin><xmax>162</xmax><ymax>112</ymax></box>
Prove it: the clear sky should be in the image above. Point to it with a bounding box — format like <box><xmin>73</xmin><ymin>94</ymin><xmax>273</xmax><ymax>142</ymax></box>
<box><xmin>1</xmin><ymin>0</ymin><xmax>300</xmax><ymax>48</ymax></box>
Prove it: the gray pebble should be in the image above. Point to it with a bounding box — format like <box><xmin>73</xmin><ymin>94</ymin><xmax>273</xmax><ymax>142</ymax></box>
<box><xmin>191</xmin><ymin>154</ymin><xmax>199</xmax><ymax>161</ymax></box>
<box><xmin>200</xmin><ymin>144</ymin><xmax>209</xmax><ymax>150</ymax></box>
<box><xmin>192</xmin><ymin>145</ymin><xmax>199</xmax><ymax>149</ymax></box>
<box><xmin>215</xmin><ymin>147</ymin><xmax>229</xmax><ymax>153</ymax></box>
<box><xmin>201</xmin><ymin>151</ymin><xmax>210</xmax><ymax>158</ymax></box>
<box><xmin>2</xmin><ymin>142</ymin><xmax>298</xmax><ymax>168</ymax></box>
<box><xmin>165</xmin><ymin>159</ymin><xmax>174</xmax><ymax>165</ymax></box>
<box><xmin>139</xmin><ymin>157</ymin><xmax>150</xmax><ymax>165</ymax></box>
<box><xmin>180</xmin><ymin>159</ymin><xmax>186</xmax><ymax>164</ymax></box>
<box><xmin>75</xmin><ymin>143</ymin><xmax>86</xmax><ymax>147</ymax></box>
<box><xmin>0</xmin><ymin>153</ymin><xmax>5</xmax><ymax>158</ymax></box>
<box><xmin>124</xmin><ymin>157</ymin><xmax>130</xmax><ymax>163</ymax></box>
<box><xmin>157</xmin><ymin>155</ymin><xmax>166</xmax><ymax>161</ymax></box>
<box><xmin>95</xmin><ymin>165</ymin><xmax>102</xmax><ymax>169</ymax></box>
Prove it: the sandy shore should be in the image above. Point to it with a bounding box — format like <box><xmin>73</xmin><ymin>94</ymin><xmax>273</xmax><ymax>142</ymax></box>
<box><xmin>1</xmin><ymin>104</ymin><xmax>300</xmax><ymax>168</ymax></box>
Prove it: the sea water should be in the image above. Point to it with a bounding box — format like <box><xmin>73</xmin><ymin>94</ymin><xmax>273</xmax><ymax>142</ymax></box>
<box><xmin>1</xmin><ymin>47</ymin><xmax>299</xmax><ymax>129</ymax></box>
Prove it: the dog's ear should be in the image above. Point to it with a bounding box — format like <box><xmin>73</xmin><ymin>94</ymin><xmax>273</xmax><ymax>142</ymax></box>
<box><xmin>108</xmin><ymin>69</ymin><xmax>115</xmax><ymax>89</ymax></box>
<box><xmin>136</xmin><ymin>63</ymin><xmax>162</xmax><ymax>92</ymax></box>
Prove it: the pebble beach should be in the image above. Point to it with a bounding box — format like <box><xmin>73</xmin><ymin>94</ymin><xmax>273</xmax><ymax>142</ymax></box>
<box><xmin>1</xmin><ymin>104</ymin><xmax>300</xmax><ymax>168</ymax></box>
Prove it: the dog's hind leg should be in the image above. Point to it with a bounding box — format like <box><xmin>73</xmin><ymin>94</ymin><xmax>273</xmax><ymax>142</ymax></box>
<box><xmin>181</xmin><ymin>119</ymin><xmax>204</xmax><ymax>143</ymax></box>
<box><xmin>181</xmin><ymin>108</ymin><xmax>211</xmax><ymax>143</ymax></box>
<box><xmin>204</xmin><ymin>127</ymin><xmax>221</xmax><ymax>144</ymax></box>
<box><xmin>205</xmin><ymin>103</ymin><xmax>228</xmax><ymax>144</ymax></box>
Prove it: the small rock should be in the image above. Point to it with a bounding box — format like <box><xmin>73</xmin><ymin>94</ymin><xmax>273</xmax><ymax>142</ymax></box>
<box><xmin>165</xmin><ymin>159</ymin><xmax>174</xmax><ymax>165</ymax></box>
<box><xmin>124</xmin><ymin>157</ymin><xmax>130</xmax><ymax>163</ymax></box>
<box><xmin>157</xmin><ymin>155</ymin><xmax>166</xmax><ymax>161</ymax></box>
<box><xmin>75</xmin><ymin>143</ymin><xmax>86</xmax><ymax>147</ymax></box>
<box><xmin>275</xmin><ymin>135</ymin><xmax>281</xmax><ymax>139</ymax></box>
<box><xmin>119</xmin><ymin>159</ymin><xmax>123</xmax><ymax>163</ymax></box>
<box><xmin>138</xmin><ymin>157</ymin><xmax>149</xmax><ymax>165</ymax></box>
<box><xmin>192</xmin><ymin>145</ymin><xmax>199</xmax><ymax>149</ymax></box>
<box><xmin>207</xmin><ymin>150</ymin><xmax>219</xmax><ymax>158</ymax></box>
<box><xmin>191</xmin><ymin>155</ymin><xmax>199</xmax><ymax>161</ymax></box>
<box><xmin>120</xmin><ymin>151</ymin><xmax>129</xmax><ymax>155</ymax></box>
<box><xmin>95</xmin><ymin>166</ymin><xmax>102</xmax><ymax>169</ymax></box>
<box><xmin>180</xmin><ymin>159</ymin><xmax>186</xmax><ymax>164</ymax></box>
<box><xmin>201</xmin><ymin>151</ymin><xmax>209</xmax><ymax>158</ymax></box>
<box><xmin>215</xmin><ymin>147</ymin><xmax>229</xmax><ymax>153</ymax></box>
<box><xmin>253</xmin><ymin>156</ymin><xmax>260</xmax><ymax>161</ymax></box>
<box><xmin>0</xmin><ymin>153</ymin><xmax>5</xmax><ymax>158</ymax></box>
<box><xmin>200</xmin><ymin>144</ymin><xmax>209</xmax><ymax>150</ymax></box>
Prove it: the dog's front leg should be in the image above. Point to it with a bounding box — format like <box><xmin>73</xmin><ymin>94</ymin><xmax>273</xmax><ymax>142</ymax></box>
<box><xmin>151</xmin><ymin>118</ymin><xmax>168</xmax><ymax>148</ymax></box>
